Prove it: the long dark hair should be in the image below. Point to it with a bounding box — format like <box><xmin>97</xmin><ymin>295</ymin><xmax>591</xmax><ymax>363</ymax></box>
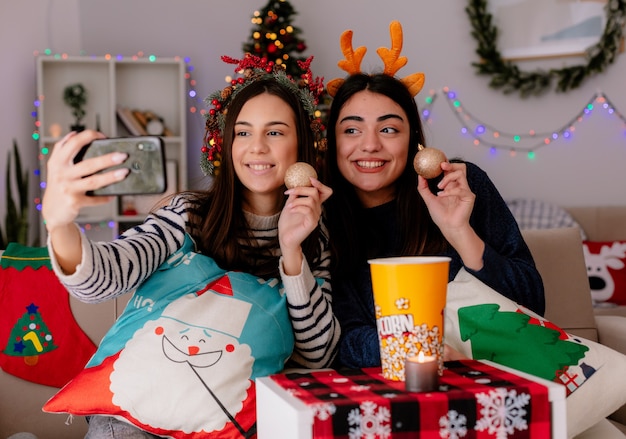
<box><xmin>324</xmin><ymin>73</ymin><xmax>447</xmax><ymax>274</ymax></box>
<box><xmin>187</xmin><ymin>79</ymin><xmax>321</xmax><ymax>278</ymax></box>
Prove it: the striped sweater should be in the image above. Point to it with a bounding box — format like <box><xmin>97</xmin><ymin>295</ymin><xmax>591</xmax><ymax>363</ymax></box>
<box><xmin>48</xmin><ymin>194</ymin><xmax>339</xmax><ymax>368</ymax></box>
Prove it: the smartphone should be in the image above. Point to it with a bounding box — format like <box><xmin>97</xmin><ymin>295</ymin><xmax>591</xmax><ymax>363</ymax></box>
<box><xmin>74</xmin><ymin>136</ymin><xmax>167</xmax><ymax>196</ymax></box>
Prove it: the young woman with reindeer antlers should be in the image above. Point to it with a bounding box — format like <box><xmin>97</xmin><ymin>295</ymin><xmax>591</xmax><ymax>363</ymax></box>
<box><xmin>322</xmin><ymin>21</ymin><xmax>545</xmax><ymax>369</ymax></box>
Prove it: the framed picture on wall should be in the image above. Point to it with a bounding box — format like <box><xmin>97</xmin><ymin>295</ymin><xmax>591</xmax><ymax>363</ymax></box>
<box><xmin>490</xmin><ymin>0</ymin><xmax>607</xmax><ymax>60</ymax></box>
<box><xmin>120</xmin><ymin>160</ymin><xmax>178</xmax><ymax>216</ymax></box>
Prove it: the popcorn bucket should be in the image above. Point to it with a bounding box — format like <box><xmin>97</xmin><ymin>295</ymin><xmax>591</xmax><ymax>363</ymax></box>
<box><xmin>368</xmin><ymin>256</ymin><xmax>450</xmax><ymax>381</ymax></box>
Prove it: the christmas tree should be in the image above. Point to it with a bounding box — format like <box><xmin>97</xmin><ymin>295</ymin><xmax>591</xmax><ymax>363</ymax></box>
<box><xmin>242</xmin><ymin>0</ymin><xmax>308</xmax><ymax>78</ymax></box>
<box><xmin>241</xmin><ymin>0</ymin><xmax>331</xmax><ymax>170</ymax></box>
<box><xmin>458</xmin><ymin>304</ymin><xmax>589</xmax><ymax>381</ymax></box>
<box><xmin>3</xmin><ymin>302</ymin><xmax>57</xmax><ymax>365</ymax></box>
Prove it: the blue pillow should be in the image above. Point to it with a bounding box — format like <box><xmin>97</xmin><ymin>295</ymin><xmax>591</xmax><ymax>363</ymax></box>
<box><xmin>44</xmin><ymin>234</ymin><xmax>294</xmax><ymax>438</ymax></box>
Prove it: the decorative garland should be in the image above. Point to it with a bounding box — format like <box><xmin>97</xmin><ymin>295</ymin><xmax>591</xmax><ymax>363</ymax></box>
<box><xmin>466</xmin><ymin>0</ymin><xmax>626</xmax><ymax>97</ymax></box>
<box><xmin>29</xmin><ymin>50</ymin><xmax>626</xmax><ymax>229</ymax></box>
<box><xmin>420</xmin><ymin>88</ymin><xmax>626</xmax><ymax>158</ymax></box>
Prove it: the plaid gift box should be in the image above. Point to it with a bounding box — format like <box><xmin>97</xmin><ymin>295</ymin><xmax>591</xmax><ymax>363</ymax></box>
<box><xmin>257</xmin><ymin>360</ymin><xmax>566</xmax><ymax>439</ymax></box>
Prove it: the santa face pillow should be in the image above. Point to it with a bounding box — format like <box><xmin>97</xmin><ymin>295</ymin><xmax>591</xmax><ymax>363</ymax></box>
<box><xmin>44</xmin><ymin>235</ymin><xmax>294</xmax><ymax>438</ymax></box>
<box><xmin>582</xmin><ymin>240</ymin><xmax>626</xmax><ymax>305</ymax></box>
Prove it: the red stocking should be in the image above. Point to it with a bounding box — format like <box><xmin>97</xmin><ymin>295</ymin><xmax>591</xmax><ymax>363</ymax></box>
<box><xmin>1</xmin><ymin>243</ymin><xmax>96</xmax><ymax>387</ymax></box>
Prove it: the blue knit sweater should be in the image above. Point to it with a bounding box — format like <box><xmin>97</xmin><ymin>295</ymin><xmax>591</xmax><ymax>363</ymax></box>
<box><xmin>332</xmin><ymin>162</ymin><xmax>545</xmax><ymax>369</ymax></box>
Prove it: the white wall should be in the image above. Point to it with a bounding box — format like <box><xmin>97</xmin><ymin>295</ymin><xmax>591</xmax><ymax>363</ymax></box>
<box><xmin>1</xmin><ymin>0</ymin><xmax>625</xmax><ymax>244</ymax></box>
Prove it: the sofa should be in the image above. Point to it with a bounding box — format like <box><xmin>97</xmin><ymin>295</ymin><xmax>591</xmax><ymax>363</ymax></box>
<box><xmin>518</xmin><ymin>205</ymin><xmax>626</xmax><ymax>437</ymax></box>
<box><xmin>521</xmin><ymin>227</ymin><xmax>626</xmax><ymax>438</ymax></box>
<box><xmin>565</xmin><ymin>206</ymin><xmax>626</xmax><ymax>319</ymax></box>
<box><xmin>1</xmin><ymin>205</ymin><xmax>626</xmax><ymax>438</ymax></box>
<box><xmin>0</xmin><ymin>283</ymin><xmax>126</xmax><ymax>438</ymax></box>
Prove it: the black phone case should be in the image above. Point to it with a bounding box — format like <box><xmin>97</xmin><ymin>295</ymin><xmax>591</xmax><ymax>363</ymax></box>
<box><xmin>74</xmin><ymin>136</ymin><xmax>167</xmax><ymax>196</ymax></box>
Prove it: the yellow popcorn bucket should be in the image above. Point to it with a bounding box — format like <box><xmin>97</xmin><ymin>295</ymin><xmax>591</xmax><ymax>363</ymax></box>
<box><xmin>368</xmin><ymin>256</ymin><xmax>450</xmax><ymax>381</ymax></box>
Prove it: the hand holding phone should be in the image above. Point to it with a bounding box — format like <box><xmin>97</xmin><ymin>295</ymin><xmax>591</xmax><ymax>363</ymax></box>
<box><xmin>74</xmin><ymin>136</ymin><xmax>167</xmax><ymax>196</ymax></box>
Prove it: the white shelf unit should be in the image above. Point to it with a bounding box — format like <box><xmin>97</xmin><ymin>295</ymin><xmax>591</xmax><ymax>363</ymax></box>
<box><xmin>36</xmin><ymin>55</ymin><xmax>188</xmax><ymax>244</ymax></box>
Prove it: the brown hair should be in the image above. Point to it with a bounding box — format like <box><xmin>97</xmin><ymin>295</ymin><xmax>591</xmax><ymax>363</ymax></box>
<box><xmin>187</xmin><ymin>78</ymin><xmax>321</xmax><ymax>278</ymax></box>
<box><xmin>324</xmin><ymin>73</ymin><xmax>448</xmax><ymax>274</ymax></box>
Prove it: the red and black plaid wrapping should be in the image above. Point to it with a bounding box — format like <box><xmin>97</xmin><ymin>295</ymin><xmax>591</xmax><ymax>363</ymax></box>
<box><xmin>270</xmin><ymin>360</ymin><xmax>551</xmax><ymax>438</ymax></box>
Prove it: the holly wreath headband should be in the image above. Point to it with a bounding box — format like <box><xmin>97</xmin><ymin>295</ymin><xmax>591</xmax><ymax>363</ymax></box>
<box><xmin>201</xmin><ymin>54</ymin><xmax>325</xmax><ymax>176</ymax></box>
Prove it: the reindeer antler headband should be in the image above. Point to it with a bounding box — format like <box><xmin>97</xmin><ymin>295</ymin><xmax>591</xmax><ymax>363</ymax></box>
<box><xmin>326</xmin><ymin>21</ymin><xmax>425</xmax><ymax>97</ymax></box>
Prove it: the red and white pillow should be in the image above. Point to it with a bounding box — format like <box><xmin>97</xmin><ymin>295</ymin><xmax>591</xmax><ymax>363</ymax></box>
<box><xmin>582</xmin><ymin>241</ymin><xmax>626</xmax><ymax>305</ymax></box>
<box><xmin>43</xmin><ymin>235</ymin><xmax>294</xmax><ymax>438</ymax></box>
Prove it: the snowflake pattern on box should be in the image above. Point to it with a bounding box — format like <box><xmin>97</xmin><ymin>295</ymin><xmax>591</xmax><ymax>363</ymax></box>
<box><xmin>347</xmin><ymin>401</ymin><xmax>391</xmax><ymax>439</ymax></box>
<box><xmin>475</xmin><ymin>388</ymin><xmax>530</xmax><ymax>439</ymax></box>
<box><xmin>439</xmin><ymin>410</ymin><xmax>468</xmax><ymax>439</ymax></box>
<box><xmin>269</xmin><ymin>360</ymin><xmax>551</xmax><ymax>439</ymax></box>
<box><xmin>313</xmin><ymin>402</ymin><xmax>336</xmax><ymax>421</ymax></box>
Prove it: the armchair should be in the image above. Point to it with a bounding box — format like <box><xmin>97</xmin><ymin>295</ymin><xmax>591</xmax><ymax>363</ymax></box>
<box><xmin>521</xmin><ymin>227</ymin><xmax>626</xmax><ymax>437</ymax></box>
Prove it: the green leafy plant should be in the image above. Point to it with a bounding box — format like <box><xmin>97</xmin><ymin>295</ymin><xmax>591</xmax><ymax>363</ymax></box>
<box><xmin>0</xmin><ymin>140</ymin><xmax>29</xmax><ymax>249</ymax></box>
<box><xmin>63</xmin><ymin>82</ymin><xmax>88</xmax><ymax>130</ymax></box>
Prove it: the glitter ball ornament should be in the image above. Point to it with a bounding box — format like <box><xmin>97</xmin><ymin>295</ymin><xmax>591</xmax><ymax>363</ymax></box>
<box><xmin>413</xmin><ymin>144</ymin><xmax>447</xmax><ymax>179</ymax></box>
<box><xmin>284</xmin><ymin>162</ymin><xmax>317</xmax><ymax>189</ymax></box>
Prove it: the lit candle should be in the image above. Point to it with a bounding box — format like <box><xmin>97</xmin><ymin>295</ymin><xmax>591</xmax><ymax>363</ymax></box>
<box><xmin>405</xmin><ymin>351</ymin><xmax>438</xmax><ymax>392</ymax></box>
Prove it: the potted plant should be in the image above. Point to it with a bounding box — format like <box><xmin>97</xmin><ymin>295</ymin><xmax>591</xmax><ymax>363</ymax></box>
<box><xmin>63</xmin><ymin>83</ymin><xmax>88</xmax><ymax>132</ymax></box>
<box><xmin>0</xmin><ymin>140</ymin><xmax>30</xmax><ymax>249</ymax></box>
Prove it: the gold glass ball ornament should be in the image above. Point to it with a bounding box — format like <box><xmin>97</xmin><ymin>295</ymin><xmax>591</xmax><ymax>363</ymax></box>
<box><xmin>413</xmin><ymin>144</ymin><xmax>448</xmax><ymax>179</ymax></box>
<box><xmin>284</xmin><ymin>162</ymin><xmax>317</xmax><ymax>189</ymax></box>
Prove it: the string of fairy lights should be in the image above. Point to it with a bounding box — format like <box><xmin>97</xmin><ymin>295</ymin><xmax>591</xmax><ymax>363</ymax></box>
<box><xmin>30</xmin><ymin>51</ymin><xmax>209</xmax><ymax>234</ymax></box>
<box><xmin>29</xmin><ymin>51</ymin><xmax>626</xmax><ymax>232</ymax></box>
<box><xmin>420</xmin><ymin>87</ymin><xmax>626</xmax><ymax>159</ymax></box>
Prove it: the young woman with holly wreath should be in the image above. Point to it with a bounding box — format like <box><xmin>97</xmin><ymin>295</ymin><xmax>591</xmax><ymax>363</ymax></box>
<box><xmin>42</xmin><ymin>55</ymin><xmax>339</xmax><ymax>438</ymax></box>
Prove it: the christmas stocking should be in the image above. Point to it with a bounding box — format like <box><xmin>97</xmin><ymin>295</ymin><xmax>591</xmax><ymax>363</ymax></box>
<box><xmin>0</xmin><ymin>243</ymin><xmax>96</xmax><ymax>388</ymax></box>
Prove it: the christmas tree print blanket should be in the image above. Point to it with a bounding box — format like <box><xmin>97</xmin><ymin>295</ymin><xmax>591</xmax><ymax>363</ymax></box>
<box><xmin>444</xmin><ymin>268</ymin><xmax>626</xmax><ymax>436</ymax></box>
<box><xmin>43</xmin><ymin>234</ymin><xmax>294</xmax><ymax>439</ymax></box>
<box><xmin>0</xmin><ymin>243</ymin><xmax>96</xmax><ymax>387</ymax></box>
